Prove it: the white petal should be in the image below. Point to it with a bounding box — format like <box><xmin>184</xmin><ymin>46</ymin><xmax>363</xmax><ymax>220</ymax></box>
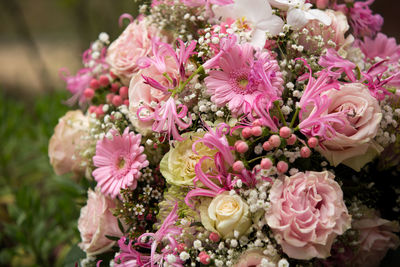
<box><xmin>256</xmin><ymin>15</ymin><xmax>284</xmax><ymax>36</ymax></box>
<box><xmin>287</xmin><ymin>8</ymin><xmax>309</xmax><ymax>29</ymax></box>
<box><xmin>251</xmin><ymin>29</ymin><xmax>267</xmax><ymax>48</ymax></box>
<box><xmin>238</xmin><ymin>0</ymin><xmax>273</xmax><ymax>23</ymax></box>
<box><xmin>306</xmin><ymin>9</ymin><xmax>332</xmax><ymax>26</ymax></box>
<box><xmin>269</xmin><ymin>0</ymin><xmax>305</xmax><ymax>10</ymax></box>
<box><xmin>268</xmin><ymin>0</ymin><xmax>290</xmax><ymax>10</ymax></box>
<box><xmin>212</xmin><ymin>4</ymin><xmax>239</xmax><ymax>21</ymax></box>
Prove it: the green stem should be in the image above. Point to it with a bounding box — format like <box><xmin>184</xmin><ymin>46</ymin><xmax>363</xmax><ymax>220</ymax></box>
<box><xmin>274</xmin><ymin>101</ymin><xmax>287</xmax><ymax>126</ymax></box>
<box><xmin>248</xmin><ymin>156</ymin><xmax>265</xmax><ymax>164</ymax></box>
<box><xmin>163</xmin><ymin>72</ymin><xmax>173</xmax><ymax>84</ymax></box>
<box><xmin>289</xmin><ymin>107</ymin><xmax>300</xmax><ymax>128</ymax></box>
<box><xmin>172</xmin><ymin>65</ymin><xmax>204</xmax><ymax>97</ymax></box>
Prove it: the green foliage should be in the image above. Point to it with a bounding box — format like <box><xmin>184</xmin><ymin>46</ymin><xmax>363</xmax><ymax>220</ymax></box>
<box><xmin>0</xmin><ymin>91</ymin><xmax>87</xmax><ymax>267</ymax></box>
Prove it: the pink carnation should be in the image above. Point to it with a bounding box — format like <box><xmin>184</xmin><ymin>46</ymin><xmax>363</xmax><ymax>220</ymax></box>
<box><xmin>338</xmin><ymin>0</ymin><xmax>383</xmax><ymax>38</ymax></box>
<box><xmin>92</xmin><ymin>128</ymin><xmax>149</xmax><ymax>198</ymax></box>
<box><xmin>266</xmin><ymin>171</ymin><xmax>351</xmax><ymax>260</ymax></box>
<box><xmin>204</xmin><ymin>41</ymin><xmax>283</xmax><ymax>116</ymax></box>
<box><xmin>351</xmin><ymin>213</ymin><xmax>400</xmax><ymax>267</ymax></box>
<box><xmin>106</xmin><ymin>20</ymin><xmax>164</xmax><ymax>84</ymax></box>
<box><xmin>358</xmin><ymin>33</ymin><xmax>400</xmax><ymax>63</ymax></box>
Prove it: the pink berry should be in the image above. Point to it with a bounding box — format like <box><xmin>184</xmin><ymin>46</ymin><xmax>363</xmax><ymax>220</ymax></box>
<box><xmin>123</xmin><ymin>99</ymin><xmax>130</xmax><ymax>106</ymax></box>
<box><xmin>199</xmin><ymin>251</ymin><xmax>211</xmax><ymax>265</ymax></box>
<box><xmin>209</xmin><ymin>232</ymin><xmax>220</xmax><ymax>242</ymax></box>
<box><xmin>89</xmin><ymin>79</ymin><xmax>100</xmax><ymax>90</ymax></box>
<box><xmin>177</xmin><ymin>243</ymin><xmax>186</xmax><ymax>252</ymax></box>
<box><xmin>277</xmin><ymin>161</ymin><xmax>288</xmax><ymax>173</ymax></box>
<box><xmin>112</xmin><ymin>95</ymin><xmax>123</xmax><ymax>106</ymax></box>
<box><xmin>307</xmin><ymin>137</ymin><xmax>318</xmax><ymax>148</ymax></box>
<box><xmin>111</xmin><ymin>83</ymin><xmax>119</xmax><ymax>93</ymax></box>
<box><xmin>262</xmin><ymin>141</ymin><xmax>272</xmax><ymax>151</ymax></box>
<box><xmin>252</xmin><ymin>119</ymin><xmax>262</xmax><ymax>126</ymax></box>
<box><xmin>88</xmin><ymin>105</ymin><xmax>97</xmax><ymax>114</ymax></box>
<box><xmin>242</xmin><ymin>127</ymin><xmax>252</xmax><ymax>139</ymax></box>
<box><xmin>234</xmin><ymin>141</ymin><xmax>249</xmax><ymax>153</ymax></box>
<box><xmin>233</xmin><ymin>161</ymin><xmax>245</xmax><ymax>172</ymax></box>
<box><xmin>279</xmin><ymin>126</ymin><xmax>291</xmax><ymax>139</ymax></box>
<box><xmin>99</xmin><ymin>75</ymin><xmax>109</xmax><ymax>87</ymax></box>
<box><xmin>95</xmin><ymin>105</ymin><xmax>104</xmax><ymax>118</ymax></box>
<box><xmin>110</xmin><ymin>71</ymin><xmax>117</xmax><ymax>79</ymax></box>
<box><xmin>251</xmin><ymin>126</ymin><xmax>262</xmax><ymax>137</ymax></box>
<box><xmin>269</xmin><ymin>135</ymin><xmax>281</xmax><ymax>148</ymax></box>
<box><xmin>260</xmin><ymin>158</ymin><xmax>273</xmax><ymax>169</ymax></box>
<box><xmin>106</xmin><ymin>93</ymin><xmax>115</xmax><ymax>103</ymax></box>
<box><xmin>300</xmin><ymin>146</ymin><xmax>312</xmax><ymax>158</ymax></box>
<box><xmin>119</xmin><ymin>86</ymin><xmax>129</xmax><ymax>99</ymax></box>
<box><xmin>83</xmin><ymin>88</ymin><xmax>94</xmax><ymax>99</ymax></box>
<box><xmin>287</xmin><ymin>134</ymin><xmax>297</xmax><ymax>145</ymax></box>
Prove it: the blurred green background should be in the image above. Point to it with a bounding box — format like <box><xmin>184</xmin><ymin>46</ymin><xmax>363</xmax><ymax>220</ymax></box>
<box><xmin>0</xmin><ymin>1</ymin><xmax>141</xmax><ymax>266</ymax></box>
<box><xmin>0</xmin><ymin>0</ymin><xmax>399</xmax><ymax>266</ymax></box>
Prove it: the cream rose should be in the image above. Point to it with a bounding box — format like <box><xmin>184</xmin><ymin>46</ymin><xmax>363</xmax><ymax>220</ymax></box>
<box><xmin>78</xmin><ymin>188</ymin><xmax>124</xmax><ymax>256</ymax></box>
<box><xmin>316</xmin><ymin>83</ymin><xmax>383</xmax><ymax>171</ymax></box>
<box><xmin>234</xmin><ymin>249</ymin><xmax>279</xmax><ymax>267</ymax></box>
<box><xmin>160</xmin><ymin>132</ymin><xmax>216</xmax><ymax>186</ymax></box>
<box><xmin>200</xmin><ymin>192</ymin><xmax>251</xmax><ymax>239</ymax></box>
<box><xmin>48</xmin><ymin>110</ymin><xmax>89</xmax><ymax>176</ymax></box>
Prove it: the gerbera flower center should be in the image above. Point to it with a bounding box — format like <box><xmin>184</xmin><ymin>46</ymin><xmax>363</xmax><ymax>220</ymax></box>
<box><xmin>117</xmin><ymin>157</ymin><xmax>126</xmax><ymax>169</ymax></box>
<box><xmin>229</xmin><ymin>69</ymin><xmax>257</xmax><ymax>94</ymax></box>
<box><xmin>238</xmin><ymin>78</ymin><xmax>249</xmax><ymax>89</ymax></box>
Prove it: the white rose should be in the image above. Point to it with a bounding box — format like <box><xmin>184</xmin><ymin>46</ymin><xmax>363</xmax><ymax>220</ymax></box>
<box><xmin>200</xmin><ymin>192</ymin><xmax>251</xmax><ymax>239</ymax></box>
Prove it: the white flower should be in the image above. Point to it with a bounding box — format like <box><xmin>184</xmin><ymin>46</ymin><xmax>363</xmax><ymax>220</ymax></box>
<box><xmin>180</xmin><ymin>252</ymin><xmax>190</xmax><ymax>261</ymax></box>
<box><xmin>199</xmin><ymin>192</ymin><xmax>251</xmax><ymax>239</ymax></box>
<box><xmin>268</xmin><ymin>0</ymin><xmax>331</xmax><ymax>29</ymax></box>
<box><xmin>278</xmin><ymin>258</ymin><xmax>289</xmax><ymax>267</ymax></box>
<box><xmin>193</xmin><ymin>240</ymin><xmax>202</xmax><ymax>249</ymax></box>
<box><xmin>213</xmin><ymin>0</ymin><xmax>284</xmax><ymax>48</ymax></box>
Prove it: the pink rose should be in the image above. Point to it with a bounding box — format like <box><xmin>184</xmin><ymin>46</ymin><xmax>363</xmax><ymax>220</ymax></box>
<box><xmin>351</xmin><ymin>213</ymin><xmax>400</xmax><ymax>267</ymax></box>
<box><xmin>128</xmin><ymin>58</ymin><xmax>177</xmax><ymax>135</ymax></box>
<box><xmin>106</xmin><ymin>20</ymin><xmax>165</xmax><ymax>84</ymax></box>
<box><xmin>299</xmin><ymin>10</ymin><xmax>354</xmax><ymax>54</ymax></box>
<box><xmin>78</xmin><ymin>188</ymin><xmax>124</xmax><ymax>256</ymax></box>
<box><xmin>316</xmin><ymin>83</ymin><xmax>383</xmax><ymax>171</ymax></box>
<box><xmin>48</xmin><ymin>110</ymin><xmax>89</xmax><ymax>176</ymax></box>
<box><xmin>266</xmin><ymin>171</ymin><xmax>351</xmax><ymax>260</ymax></box>
<box><xmin>309</xmin><ymin>0</ymin><xmax>330</xmax><ymax>9</ymax></box>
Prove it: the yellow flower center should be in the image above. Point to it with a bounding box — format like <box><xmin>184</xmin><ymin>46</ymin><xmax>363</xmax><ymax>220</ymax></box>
<box><xmin>117</xmin><ymin>157</ymin><xmax>126</xmax><ymax>169</ymax></box>
<box><xmin>238</xmin><ymin>78</ymin><xmax>249</xmax><ymax>89</ymax></box>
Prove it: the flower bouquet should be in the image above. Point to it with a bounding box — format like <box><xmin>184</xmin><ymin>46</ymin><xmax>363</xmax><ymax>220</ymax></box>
<box><xmin>49</xmin><ymin>0</ymin><xmax>400</xmax><ymax>266</ymax></box>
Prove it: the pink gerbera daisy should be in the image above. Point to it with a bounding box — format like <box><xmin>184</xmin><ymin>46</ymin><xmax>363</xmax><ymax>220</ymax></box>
<box><xmin>92</xmin><ymin>128</ymin><xmax>149</xmax><ymax>198</ymax></box>
<box><xmin>204</xmin><ymin>41</ymin><xmax>283</xmax><ymax>116</ymax></box>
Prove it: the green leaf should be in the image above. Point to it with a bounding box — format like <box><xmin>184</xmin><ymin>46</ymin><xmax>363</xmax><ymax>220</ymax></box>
<box><xmin>117</xmin><ymin>218</ymin><xmax>125</xmax><ymax>234</ymax></box>
<box><xmin>63</xmin><ymin>245</ymin><xmax>85</xmax><ymax>267</ymax></box>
